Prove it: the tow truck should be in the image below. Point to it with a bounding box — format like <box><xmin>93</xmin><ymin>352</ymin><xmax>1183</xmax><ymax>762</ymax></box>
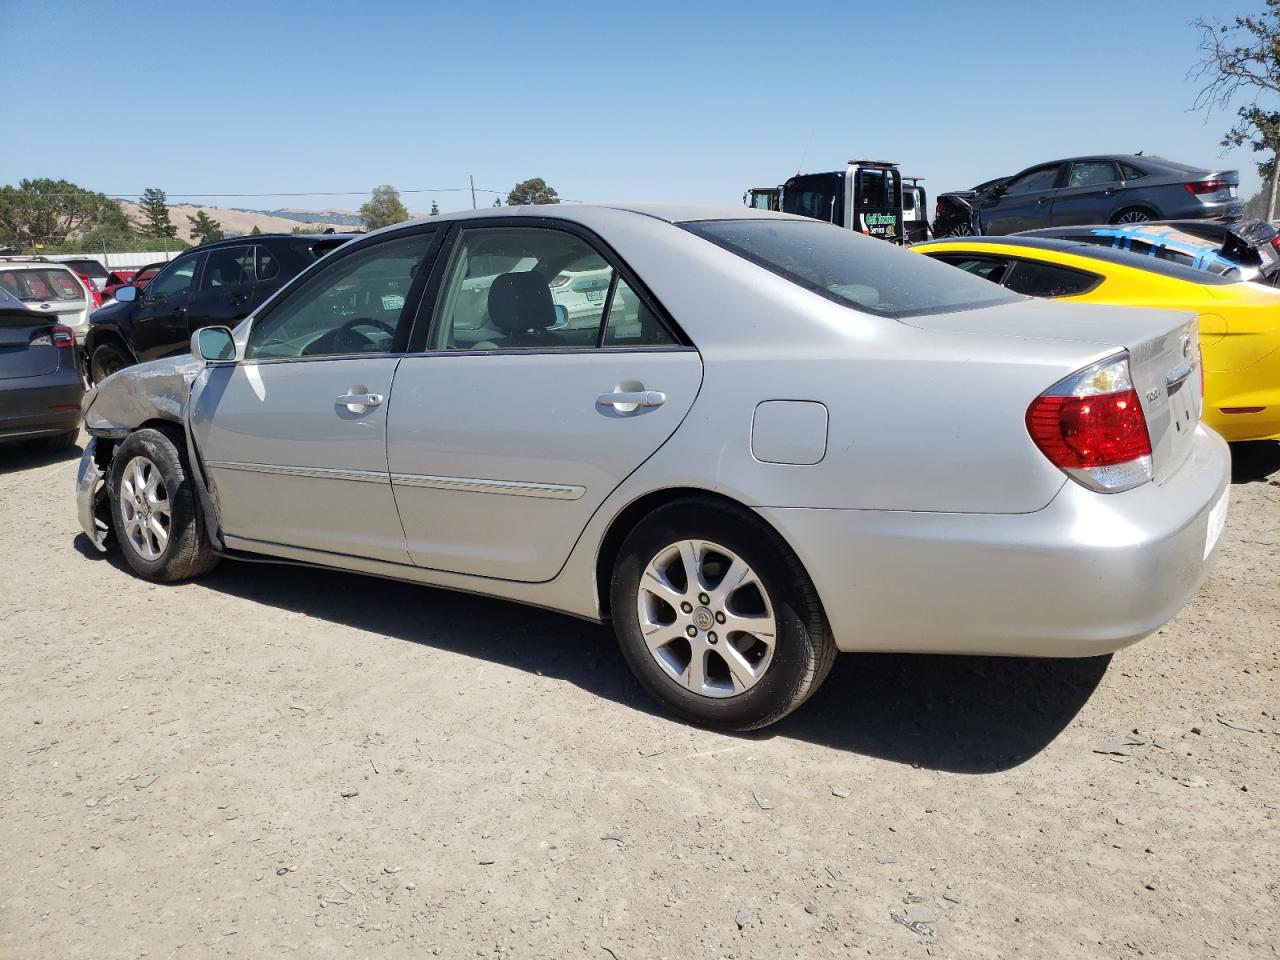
<box><xmin>745</xmin><ymin>160</ymin><xmax>914</xmax><ymax>243</ymax></box>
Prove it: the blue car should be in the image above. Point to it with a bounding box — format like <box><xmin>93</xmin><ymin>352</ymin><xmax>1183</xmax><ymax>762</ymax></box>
<box><xmin>1020</xmin><ymin>219</ymin><xmax>1280</xmax><ymax>286</ymax></box>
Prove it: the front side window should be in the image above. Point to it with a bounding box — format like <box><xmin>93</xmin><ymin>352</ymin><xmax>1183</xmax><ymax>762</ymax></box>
<box><xmin>1005</xmin><ymin>165</ymin><xmax>1061</xmax><ymax>196</ymax></box>
<box><xmin>246</xmin><ymin>231</ymin><xmax>433</xmax><ymax>359</ymax></box>
<box><xmin>686</xmin><ymin>220</ymin><xmax>1020</xmax><ymax>318</ymax></box>
<box><xmin>144</xmin><ymin>257</ymin><xmax>199</xmax><ymax>301</ymax></box>
<box><xmin>433</xmin><ymin>227</ymin><xmax>615</xmax><ymax>350</ymax></box>
<box><xmin>1068</xmin><ymin>161</ymin><xmax>1119</xmax><ymax>188</ymax></box>
<box><xmin>782</xmin><ymin>173</ymin><xmax>843</xmax><ymax>224</ymax></box>
<box><xmin>1003</xmin><ymin>260</ymin><xmax>1101</xmax><ymax>298</ymax></box>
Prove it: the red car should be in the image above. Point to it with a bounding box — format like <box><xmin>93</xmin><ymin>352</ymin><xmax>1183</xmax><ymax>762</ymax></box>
<box><xmin>103</xmin><ymin>262</ymin><xmax>165</xmax><ymax>301</ymax></box>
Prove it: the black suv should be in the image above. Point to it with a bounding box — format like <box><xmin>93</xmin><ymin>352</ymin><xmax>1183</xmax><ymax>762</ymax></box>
<box><xmin>85</xmin><ymin>233</ymin><xmax>354</xmax><ymax>382</ymax></box>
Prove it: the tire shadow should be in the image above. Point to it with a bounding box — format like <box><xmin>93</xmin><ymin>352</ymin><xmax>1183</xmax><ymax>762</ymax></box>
<box><xmin>1230</xmin><ymin>440</ymin><xmax>1280</xmax><ymax>485</ymax></box>
<box><xmin>0</xmin><ymin>438</ymin><xmax>83</xmax><ymax>475</ymax></box>
<box><xmin>81</xmin><ymin>541</ymin><xmax>1104</xmax><ymax>774</ymax></box>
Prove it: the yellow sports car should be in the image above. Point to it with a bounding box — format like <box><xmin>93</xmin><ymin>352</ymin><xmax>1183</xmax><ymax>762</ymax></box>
<box><xmin>916</xmin><ymin>236</ymin><xmax>1280</xmax><ymax>442</ymax></box>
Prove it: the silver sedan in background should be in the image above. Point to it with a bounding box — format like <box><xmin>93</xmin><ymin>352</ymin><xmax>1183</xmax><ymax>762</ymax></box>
<box><xmin>76</xmin><ymin>203</ymin><xmax>1230</xmax><ymax>729</ymax></box>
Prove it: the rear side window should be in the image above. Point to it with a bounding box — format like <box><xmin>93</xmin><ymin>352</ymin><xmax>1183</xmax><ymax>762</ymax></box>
<box><xmin>1003</xmin><ymin>260</ymin><xmax>1101</xmax><ymax>298</ymax></box>
<box><xmin>1120</xmin><ymin>162</ymin><xmax>1147</xmax><ymax>181</ymax></box>
<box><xmin>928</xmin><ymin>253</ymin><xmax>1014</xmax><ymax>285</ymax></box>
<box><xmin>685</xmin><ymin>220</ymin><xmax>1020</xmax><ymax>318</ymax></box>
<box><xmin>202</xmin><ymin>246</ymin><xmax>254</xmax><ymax>288</ymax></box>
<box><xmin>255</xmin><ymin>246</ymin><xmax>281</xmax><ymax>281</ymax></box>
<box><xmin>1067</xmin><ymin>161</ymin><xmax>1119</xmax><ymax>188</ymax></box>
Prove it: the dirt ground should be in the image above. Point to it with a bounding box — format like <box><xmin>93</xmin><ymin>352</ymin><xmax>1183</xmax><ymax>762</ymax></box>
<box><xmin>2</xmin><ymin>433</ymin><xmax>1277</xmax><ymax>960</ymax></box>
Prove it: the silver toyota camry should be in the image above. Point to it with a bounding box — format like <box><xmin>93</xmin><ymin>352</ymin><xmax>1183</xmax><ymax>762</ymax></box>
<box><xmin>75</xmin><ymin>203</ymin><xmax>1231</xmax><ymax>730</ymax></box>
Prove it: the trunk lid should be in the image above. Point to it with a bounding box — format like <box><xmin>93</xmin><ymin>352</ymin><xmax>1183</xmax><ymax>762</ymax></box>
<box><xmin>901</xmin><ymin>298</ymin><xmax>1201</xmax><ymax>483</ymax></box>
<box><xmin>0</xmin><ymin>311</ymin><xmax>60</xmax><ymax>380</ymax></box>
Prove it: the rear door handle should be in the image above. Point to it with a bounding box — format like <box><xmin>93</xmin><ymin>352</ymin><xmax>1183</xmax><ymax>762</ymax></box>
<box><xmin>597</xmin><ymin>390</ymin><xmax>666</xmax><ymax>411</ymax></box>
<box><xmin>336</xmin><ymin>392</ymin><xmax>383</xmax><ymax>412</ymax></box>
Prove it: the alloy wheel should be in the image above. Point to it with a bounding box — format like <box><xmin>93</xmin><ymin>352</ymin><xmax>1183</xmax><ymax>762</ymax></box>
<box><xmin>636</xmin><ymin>539</ymin><xmax>777</xmax><ymax>698</ymax></box>
<box><xmin>119</xmin><ymin>456</ymin><xmax>171</xmax><ymax>561</ymax></box>
<box><xmin>1115</xmin><ymin>210</ymin><xmax>1151</xmax><ymax>224</ymax></box>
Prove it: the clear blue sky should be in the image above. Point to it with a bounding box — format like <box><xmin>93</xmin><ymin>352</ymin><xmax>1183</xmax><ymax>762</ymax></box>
<box><xmin>0</xmin><ymin>0</ymin><xmax>1268</xmax><ymax>215</ymax></box>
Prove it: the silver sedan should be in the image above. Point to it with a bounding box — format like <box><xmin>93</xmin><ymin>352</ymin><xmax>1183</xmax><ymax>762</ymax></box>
<box><xmin>75</xmin><ymin>203</ymin><xmax>1231</xmax><ymax>729</ymax></box>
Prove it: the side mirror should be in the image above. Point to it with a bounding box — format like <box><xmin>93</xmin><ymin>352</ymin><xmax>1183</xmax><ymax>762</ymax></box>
<box><xmin>549</xmin><ymin>304</ymin><xmax>569</xmax><ymax>329</ymax></box>
<box><xmin>114</xmin><ymin>285</ymin><xmax>137</xmax><ymax>303</ymax></box>
<box><xmin>192</xmin><ymin>326</ymin><xmax>237</xmax><ymax>363</ymax></box>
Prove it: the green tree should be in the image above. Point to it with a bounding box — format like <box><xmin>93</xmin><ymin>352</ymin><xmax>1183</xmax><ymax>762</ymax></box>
<box><xmin>359</xmin><ymin>184</ymin><xmax>410</xmax><ymax>230</ymax></box>
<box><xmin>187</xmin><ymin>210</ymin><xmax>224</xmax><ymax>244</ymax></box>
<box><xmin>493</xmin><ymin>197</ymin><xmax>502</xmax><ymax>207</ymax></box>
<box><xmin>139</xmin><ymin>188</ymin><xmax>177</xmax><ymax>239</ymax></box>
<box><xmin>430</xmin><ymin>201</ymin><xmax>440</xmax><ymax>216</ymax></box>
<box><xmin>506</xmin><ymin>177</ymin><xmax>560</xmax><ymax>206</ymax></box>
<box><xmin>250</xmin><ymin>225</ymin><xmax>263</xmax><ymax>236</ymax></box>
<box><xmin>1193</xmin><ymin>2</ymin><xmax>1280</xmax><ymax>218</ymax></box>
<box><xmin>0</xmin><ymin>178</ymin><xmax>128</xmax><ymax>250</ymax></box>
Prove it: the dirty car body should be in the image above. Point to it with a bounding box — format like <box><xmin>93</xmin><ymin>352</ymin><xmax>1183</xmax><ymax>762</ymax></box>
<box><xmin>76</xmin><ymin>203</ymin><xmax>1231</xmax><ymax>729</ymax></box>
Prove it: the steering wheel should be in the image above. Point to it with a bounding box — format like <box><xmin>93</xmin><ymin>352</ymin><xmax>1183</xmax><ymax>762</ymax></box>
<box><xmin>332</xmin><ymin>316</ymin><xmax>397</xmax><ymax>353</ymax></box>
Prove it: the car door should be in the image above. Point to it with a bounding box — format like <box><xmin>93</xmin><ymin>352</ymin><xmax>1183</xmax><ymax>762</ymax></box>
<box><xmin>128</xmin><ymin>253</ymin><xmax>204</xmax><ymax>362</ymax></box>
<box><xmin>185</xmin><ymin>244</ymin><xmax>257</xmax><ymax>337</ymax></box>
<box><xmin>977</xmin><ymin>164</ymin><xmax>1063</xmax><ymax>235</ymax></box>
<box><xmin>190</xmin><ymin>227</ymin><xmax>440</xmax><ymax>563</ymax></box>
<box><xmin>1051</xmin><ymin>160</ymin><xmax>1122</xmax><ymax>226</ymax></box>
<box><xmin>386</xmin><ymin>221</ymin><xmax>703</xmax><ymax>583</ymax></box>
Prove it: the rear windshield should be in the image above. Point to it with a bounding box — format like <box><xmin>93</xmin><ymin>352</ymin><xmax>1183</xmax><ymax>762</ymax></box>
<box><xmin>683</xmin><ymin>219</ymin><xmax>1020</xmax><ymax>318</ymax></box>
<box><xmin>0</xmin><ymin>267</ymin><xmax>84</xmax><ymax>302</ymax></box>
<box><xmin>62</xmin><ymin>259</ymin><xmax>108</xmax><ymax>279</ymax></box>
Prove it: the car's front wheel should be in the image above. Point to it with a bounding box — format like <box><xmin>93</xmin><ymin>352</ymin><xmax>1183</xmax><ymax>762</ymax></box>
<box><xmin>90</xmin><ymin>343</ymin><xmax>131</xmax><ymax>384</ymax></box>
<box><xmin>609</xmin><ymin>498</ymin><xmax>836</xmax><ymax>731</ymax></box>
<box><xmin>109</xmin><ymin>428</ymin><xmax>219</xmax><ymax>582</ymax></box>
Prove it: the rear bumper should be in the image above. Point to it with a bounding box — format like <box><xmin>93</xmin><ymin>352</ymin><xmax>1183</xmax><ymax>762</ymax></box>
<box><xmin>760</xmin><ymin>425</ymin><xmax>1230</xmax><ymax>657</ymax></box>
<box><xmin>0</xmin><ymin>375</ymin><xmax>84</xmax><ymax>442</ymax></box>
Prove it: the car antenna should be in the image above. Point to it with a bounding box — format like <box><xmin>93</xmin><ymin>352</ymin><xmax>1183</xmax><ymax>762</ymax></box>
<box><xmin>796</xmin><ymin>129</ymin><xmax>815</xmax><ymax>175</ymax></box>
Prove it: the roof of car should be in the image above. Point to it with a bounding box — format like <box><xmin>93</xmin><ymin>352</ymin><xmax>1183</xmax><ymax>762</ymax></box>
<box><xmin>188</xmin><ymin>233</ymin><xmax>361</xmax><ymax>250</ymax></box>
<box><xmin>0</xmin><ymin>257</ymin><xmax>77</xmax><ymax>271</ymax></box>
<box><xmin>917</xmin><ymin>235</ymin><xmax>1236</xmax><ymax>285</ymax></box>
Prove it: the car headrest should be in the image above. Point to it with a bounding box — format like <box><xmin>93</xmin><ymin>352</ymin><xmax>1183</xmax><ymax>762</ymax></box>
<box><xmin>487</xmin><ymin>272</ymin><xmax>554</xmax><ymax>335</ymax></box>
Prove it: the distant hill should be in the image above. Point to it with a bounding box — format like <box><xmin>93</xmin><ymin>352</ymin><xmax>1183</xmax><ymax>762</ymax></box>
<box><xmin>118</xmin><ymin>201</ymin><xmax>362</xmax><ymax>242</ymax></box>
<box><xmin>256</xmin><ymin>208</ymin><xmax>365</xmax><ymax>227</ymax></box>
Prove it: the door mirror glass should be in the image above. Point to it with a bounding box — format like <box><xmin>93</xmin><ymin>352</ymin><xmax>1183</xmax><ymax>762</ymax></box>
<box><xmin>551</xmin><ymin>304</ymin><xmax>569</xmax><ymax>328</ymax></box>
<box><xmin>193</xmin><ymin>326</ymin><xmax>237</xmax><ymax>362</ymax></box>
<box><xmin>114</xmin><ymin>285</ymin><xmax>137</xmax><ymax>303</ymax></box>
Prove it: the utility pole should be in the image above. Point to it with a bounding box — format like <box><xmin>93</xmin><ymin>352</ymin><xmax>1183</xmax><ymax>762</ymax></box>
<box><xmin>469</xmin><ymin>175</ymin><xmax>477</xmax><ymax>210</ymax></box>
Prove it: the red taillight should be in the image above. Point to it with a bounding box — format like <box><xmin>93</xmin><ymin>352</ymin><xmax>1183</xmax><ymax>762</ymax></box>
<box><xmin>51</xmin><ymin>324</ymin><xmax>76</xmax><ymax>348</ymax></box>
<box><xmin>935</xmin><ymin>201</ymin><xmax>942</xmax><ymax>218</ymax></box>
<box><xmin>549</xmin><ymin>273</ymin><xmax>571</xmax><ymax>288</ymax></box>
<box><xmin>1026</xmin><ymin>354</ymin><xmax>1153</xmax><ymax>493</ymax></box>
<box><xmin>1027</xmin><ymin>389</ymin><xmax>1151</xmax><ymax>468</ymax></box>
<box><xmin>1184</xmin><ymin>179</ymin><xmax>1229</xmax><ymax>195</ymax></box>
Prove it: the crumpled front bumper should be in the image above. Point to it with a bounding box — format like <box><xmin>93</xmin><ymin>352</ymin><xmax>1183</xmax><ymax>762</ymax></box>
<box><xmin>75</xmin><ymin>437</ymin><xmax>110</xmax><ymax>551</ymax></box>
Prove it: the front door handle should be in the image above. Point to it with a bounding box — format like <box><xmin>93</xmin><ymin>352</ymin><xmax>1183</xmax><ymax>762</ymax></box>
<box><xmin>336</xmin><ymin>391</ymin><xmax>384</xmax><ymax>413</ymax></box>
<box><xmin>597</xmin><ymin>389</ymin><xmax>666</xmax><ymax>412</ymax></box>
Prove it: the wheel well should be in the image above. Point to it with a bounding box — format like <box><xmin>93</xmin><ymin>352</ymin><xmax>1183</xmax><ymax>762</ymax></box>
<box><xmin>1111</xmin><ymin>204</ymin><xmax>1159</xmax><ymax>222</ymax></box>
<box><xmin>85</xmin><ymin>328</ymin><xmax>135</xmax><ymax>364</ymax></box>
<box><xmin>594</xmin><ymin>487</ymin><xmax>790</xmax><ymax>622</ymax></box>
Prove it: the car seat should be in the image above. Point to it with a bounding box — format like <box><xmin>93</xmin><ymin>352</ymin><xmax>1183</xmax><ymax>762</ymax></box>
<box><xmin>486</xmin><ymin>272</ymin><xmax>560</xmax><ymax>348</ymax></box>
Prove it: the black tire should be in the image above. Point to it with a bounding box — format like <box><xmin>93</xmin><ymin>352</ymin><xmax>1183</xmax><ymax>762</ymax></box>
<box><xmin>35</xmin><ymin>429</ymin><xmax>79</xmax><ymax>453</ymax></box>
<box><xmin>944</xmin><ymin>222</ymin><xmax>976</xmax><ymax>237</ymax></box>
<box><xmin>90</xmin><ymin>342</ymin><xmax>131</xmax><ymax>384</ymax></box>
<box><xmin>609</xmin><ymin>498</ymin><xmax>836</xmax><ymax>731</ymax></box>
<box><xmin>109</xmin><ymin>427</ymin><xmax>218</xmax><ymax>582</ymax></box>
<box><xmin>1110</xmin><ymin>207</ymin><xmax>1155</xmax><ymax>225</ymax></box>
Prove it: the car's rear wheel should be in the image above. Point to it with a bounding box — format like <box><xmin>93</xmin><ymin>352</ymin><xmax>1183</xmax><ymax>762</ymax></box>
<box><xmin>609</xmin><ymin>498</ymin><xmax>836</xmax><ymax>731</ymax></box>
<box><xmin>34</xmin><ymin>429</ymin><xmax>78</xmax><ymax>453</ymax></box>
<box><xmin>90</xmin><ymin>343</ymin><xmax>130</xmax><ymax>384</ymax></box>
<box><xmin>1111</xmin><ymin>207</ymin><xmax>1155</xmax><ymax>225</ymax></box>
<box><xmin>109</xmin><ymin>428</ymin><xmax>218</xmax><ymax>582</ymax></box>
<box><xmin>944</xmin><ymin>221</ymin><xmax>975</xmax><ymax>237</ymax></box>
